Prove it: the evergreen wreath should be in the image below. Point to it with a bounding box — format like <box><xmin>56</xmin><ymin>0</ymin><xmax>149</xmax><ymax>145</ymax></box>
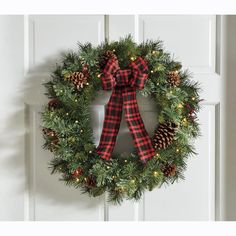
<box><xmin>41</xmin><ymin>36</ymin><xmax>201</xmax><ymax>204</ymax></box>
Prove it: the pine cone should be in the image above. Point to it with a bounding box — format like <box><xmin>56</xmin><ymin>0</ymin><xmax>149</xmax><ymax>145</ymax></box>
<box><xmin>42</xmin><ymin>128</ymin><xmax>59</xmax><ymax>151</ymax></box>
<box><xmin>49</xmin><ymin>139</ymin><xmax>59</xmax><ymax>149</ymax></box>
<box><xmin>68</xmin><ymin>72</ymin><xmax>88</xmax><ymax>89</ymax></box>
<box><xmin>161</xmin><ymin>164</ymin><xmax>177</xmax><ymax>177</ymax></box>
<box><xmin>48</xmin><ymin>99</ymin><xmax>61</xmax><ymax>110</ymax></box>
<box><xmin>99</xmin><ymin>50</ymin><xmax>117</xmax><ymax>69</ymax></box>
<box><xmin>82</xmin><ymin>65</ymin><xmax>89</xmax><ymax>77</ymax></box>
<box><xmin>167</xmin><ymin>71</ymin><xmax>181</xmax><ymax>86</ymax></box>
<box><xmin>153</xmin><ymin>122</ymin><xmax>177</xmax><ymax>150</ymax></box>
<box><xmin>86</xmin><ymin>175</ymin><xmax>96</xmax><ymax>188</ymax></box>
<box><xmin>42</xmin><ymin>128</ymin><xmax>57</xmax><ymax>137</ymax></box>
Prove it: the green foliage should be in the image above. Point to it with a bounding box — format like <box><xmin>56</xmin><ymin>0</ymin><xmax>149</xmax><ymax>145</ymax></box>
<box><xmin>41</xmin><ymin>36</ymin><xmax>201</xmax><ymax>204</ymax></box>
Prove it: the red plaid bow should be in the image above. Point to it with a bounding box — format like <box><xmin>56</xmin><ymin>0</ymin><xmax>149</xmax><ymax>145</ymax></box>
<box><xmin>96</xmin><ymin>57</ymin><xmax>155</xmax><ymax>162</ymax></box>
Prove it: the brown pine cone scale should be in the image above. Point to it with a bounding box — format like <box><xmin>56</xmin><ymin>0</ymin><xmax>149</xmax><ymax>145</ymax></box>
<box><xmin>161</xmin><ymin>164</ymin><xmax>177</xmax><ymax>177</ymax></box>
<box><xmin>167</xmin><ymin>71</ymin><xmax>181</xmax><ymax>86</ymax></box>
<box><xmin>68</xmin><ymin>72</ymin><xmax>88</xmax><ymax>89</ymax></box>
<box><xmin>153</xmin><ymin>122</ymin><xmax>177</xmax><ymax>150</ymax></box>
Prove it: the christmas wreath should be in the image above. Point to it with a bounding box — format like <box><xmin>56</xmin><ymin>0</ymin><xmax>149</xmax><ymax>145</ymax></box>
<box><xmin>41</xmin><ymin>36</ymin><xmax>201</xmax><ymax>204</ymax></box>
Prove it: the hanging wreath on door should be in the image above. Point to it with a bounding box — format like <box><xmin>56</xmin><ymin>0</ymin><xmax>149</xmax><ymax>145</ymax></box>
<box><xmin>41</xmin><ymin>36</ymin><xmax>201</xmax><ymax>204</ymax></box>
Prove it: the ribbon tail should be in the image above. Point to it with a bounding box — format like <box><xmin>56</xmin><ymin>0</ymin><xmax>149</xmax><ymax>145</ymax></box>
<box><xmin>123</xmin><ymin>87</ymin><xmax>155</xmax><ymax>162</ymax></box>
<box><xmin>96</xmin><ymin>89</ymin><xmax>123</xmax><ymax>160</ymax></box>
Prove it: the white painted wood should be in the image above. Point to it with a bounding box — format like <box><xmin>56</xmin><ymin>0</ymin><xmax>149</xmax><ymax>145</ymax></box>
<box><xmin>0</xmin><ymin>16</ymin><xmax>26</xmax><ymax>221</ymax></box>
<box><xmin>109</xmin><ymin>15</ymin><xmax>135</xmax><ymax>41</ymax></box>
<box><xmin>139</xmin><ymin>15</ymin><xmax>216</xmax><ymax>74</ymax></box>
<box><xmin>29</xmin><ymin>15</ymin><xmax>104</xmax><ymax>73</ymax></box>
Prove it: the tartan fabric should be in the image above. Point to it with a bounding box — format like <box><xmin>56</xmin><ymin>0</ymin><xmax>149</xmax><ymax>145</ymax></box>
<box><xmin>96</xmin><ymin>57</ymin><xmax>155</xmax><ymax>162</ymax></box>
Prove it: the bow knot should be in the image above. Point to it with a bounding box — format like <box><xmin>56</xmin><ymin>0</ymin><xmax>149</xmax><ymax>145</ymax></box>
<box><xmin>101</xmin><ymin>57</ymin><xmax>148</xmax><ymax>90</ymax></box>
<box><xmin>97</xmin><ymin>56</ymin><xmax>155</xmax><ymax>162</ymax></box>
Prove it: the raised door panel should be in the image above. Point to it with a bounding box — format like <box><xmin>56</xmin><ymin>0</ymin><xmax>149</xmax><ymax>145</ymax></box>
<box><xmin>144</xmin><ymin>105</ymin><xmax>216</xmax><ymax>220</ymax></box>
<box><xmin>139</xmin><ymin>15</ymin><xmax>216</xmax><ymax>74</ymax></box>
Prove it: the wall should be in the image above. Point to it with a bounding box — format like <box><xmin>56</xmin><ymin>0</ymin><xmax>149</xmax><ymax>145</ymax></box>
<box><xmin>221</xmin><ymin>16</ymin><xmax>236</xmax><ymax>220</ymax></box>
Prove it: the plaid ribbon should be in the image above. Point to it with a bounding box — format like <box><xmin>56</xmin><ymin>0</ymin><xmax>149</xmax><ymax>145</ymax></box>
<box><xmin>96</xmin><ymin>57</ymin><xmax>155</xmax><ymax>162</ymax></box>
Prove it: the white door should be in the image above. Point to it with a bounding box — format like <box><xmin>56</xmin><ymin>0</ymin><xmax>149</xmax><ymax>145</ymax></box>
<box><xmin>0</xmin><ymin>15</ymin><xmax>221</xmax><ymax>221</ymax></box>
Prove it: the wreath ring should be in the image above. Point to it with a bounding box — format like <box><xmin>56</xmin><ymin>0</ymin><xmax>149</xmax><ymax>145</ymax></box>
<box><xmin>41</xmin><ymin>36</ymin><xmax>201</xmax><ymax>204</ymax></box>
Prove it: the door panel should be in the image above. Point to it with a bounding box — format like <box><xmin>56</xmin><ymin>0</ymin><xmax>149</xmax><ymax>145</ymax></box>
<box><xmin>139</xmin><ymin>15</ymin><xmax>216</xmax><ymax>74</ymax></box>
<box><xmin>144</xmin><ymin>105</ymin><xmax>216</xmax><ymax>221</ymax></box>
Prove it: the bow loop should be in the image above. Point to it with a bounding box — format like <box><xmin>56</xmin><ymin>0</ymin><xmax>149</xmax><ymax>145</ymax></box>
<box><xmin>100</xmin><ymin>56</ymin><xmax>149</xmax><ymax>91</ymax></box>
<box><xmin>101</xmin><ymin>59</ymin><xmax>119</xmax><ymax>90</ymax></box>
<box><xmin>129</xmin><ymin>57</ymin><xmax>148</xmax><ymax>90</ymax></box>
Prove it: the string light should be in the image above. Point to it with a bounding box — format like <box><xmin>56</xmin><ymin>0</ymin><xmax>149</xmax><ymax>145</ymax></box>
<box><xmin>151</xmin><ymin>70</ymin><xmax>154</xmax><ymax>73</ymax></box>
<box><xmin>97</xmin><ymin>74</ymin><xmax>101</xmax><ymax>78</ymax></box>
<box><xmin>176</xmin><ymin>148</ymin><xmax>180</xmax><ymax>153</ymax></box>
<box><xmin>153</xmin><ymin>171</ymin><xmax>159</xmax><ymax>177</ymax></box>
<box><xmin>112</xmin><ymin>49</ymin><xmax>116</xmax><ymax>52</ymax></box>
<box><xmin>66</xmin><ymin>113</ymin><xmax>69</xmax><ymax>116</ymax></box>
<box><xmin>124</xmin><ymin>160</ymin><xmax>128</xmax><ymax>163</ymax></box>
<box><xmin>192</xmin><ymin>97</ymin><xmax>196</xmax><ymax>101</ymax></box>
<box><xmin>130</xmin><ymin>179</ymin><xmax>135</xmax><ymax>184</ymax></box>
<box><xmin>182</xmin><ymin>118</ymin><xmax>188</xmax><ymax>126</ymax></box>
<box><xmin>76</xmin><ymin>178</ymin><xmax>80</xmax><ymax>182</ymax></box>
<box><xmin>75</xmin><ymin>120</ymin><xmax>79</xmax><ymax>123</ymax></box>
<box><xmin>130</xmin><ymin>56</ymin><xmax>135</xmax><ymax>61</ymax></box>
<box><xmin>75</xmin><ymin>99</ymin><xmax>78</xmax><ymax>102</ymax></box>
<box><xmin>177</xmin><ymin>103</ymin><xmax>183</xmax><ymax>109</ymax></box>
